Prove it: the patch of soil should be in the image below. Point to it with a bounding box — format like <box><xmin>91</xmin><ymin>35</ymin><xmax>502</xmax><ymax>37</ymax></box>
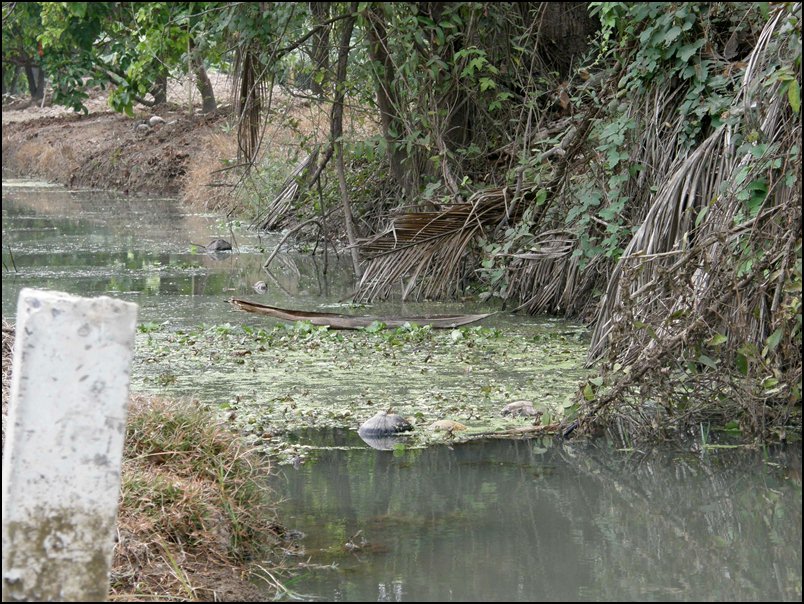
<box><xmin>2</xmin><ymin>76</ymin><xmax>241</xmax><ymax>208</ymax></box>
<box><xmin>3</xmin><ymin>108</ymin><xmax>232</xmax><ymax>199</ymax></box>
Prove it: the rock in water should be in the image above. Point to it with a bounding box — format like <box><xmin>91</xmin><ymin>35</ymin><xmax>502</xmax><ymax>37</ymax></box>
<box><xmin>501</xmin><ymin>400</ymin><xmax>539</xmax><ymax>417</ymax></box>
<box><xmin>207</xmin><ymin>239</ymin><xmax>232</xmax><ymax>252</ymax></box>
<box><xmin>358</xmin><ymin>410</ymin><xmax>413</xmax><ymax>436</ymax></box>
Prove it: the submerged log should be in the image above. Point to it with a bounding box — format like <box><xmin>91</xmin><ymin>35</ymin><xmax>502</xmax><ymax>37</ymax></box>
<box><xmin>230</xmin><ymin>299</ymin><xmax>493</xmax><ymax>330</ymax></box>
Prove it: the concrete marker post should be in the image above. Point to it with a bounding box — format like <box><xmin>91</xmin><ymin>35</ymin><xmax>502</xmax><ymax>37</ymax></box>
<box><xmin>2</xmin><ymin>289</ymin><xmax>138</xmax><ymax>602</ymax></box>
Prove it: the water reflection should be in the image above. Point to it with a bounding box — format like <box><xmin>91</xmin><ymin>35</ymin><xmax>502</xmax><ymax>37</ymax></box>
<box><xmin>1</xmin><ymin>181</ymin><xmax>355</xmax><ymax>325</ymax></box>
<box><xmin>271</xmin><ymin>433</ymin><xmax>802</xmax><ymax>602</ymax></box>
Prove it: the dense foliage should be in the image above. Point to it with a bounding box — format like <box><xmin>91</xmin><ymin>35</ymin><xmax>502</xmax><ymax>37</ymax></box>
<box><xmin>2</xmin><ymin>2</ymin><xmax>800</xmax><ymax>442</ymax></box>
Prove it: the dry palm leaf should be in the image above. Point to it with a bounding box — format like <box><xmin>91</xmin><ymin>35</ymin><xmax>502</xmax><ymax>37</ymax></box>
<box><xmin>354</xmin><ymin>187</ymin><xmax>515</xmax><ymax>301</ymax></box>
<box><xmin>587</xmin><ymin>3</ymin><xmax>800</xmax><ymax>366</ymax></box>
<box><xmin>252</xmin><ymin>147</ymin><xmax>320</xmax><ymax>231</ymax></box>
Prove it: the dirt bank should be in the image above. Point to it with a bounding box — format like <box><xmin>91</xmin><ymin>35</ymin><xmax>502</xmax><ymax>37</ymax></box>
<box><xmin>2</xmin><ymin>71</ymin><xmax>244</xmax><ymax>212</ymax></box>
<box><xmin>2</xmin><ymin>103</ymin><xmax>237</xmax><ymax>210</ymax></box>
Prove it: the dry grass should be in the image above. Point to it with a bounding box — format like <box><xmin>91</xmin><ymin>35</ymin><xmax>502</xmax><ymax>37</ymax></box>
<box><xmin>112</xmin><ymin>394</ymin><xmax>284</xmax><ymax>601</ymax></box>
<box><xmin>180</xmin><ymin>130</ymin><xmax>240</xmax><ymax>212</ymax></box>
<box><xmin>5</xmin><ymin>139</ymin><xmax>81</xmax><ymax>184</ymax></box>
<box><xmin>1</xmin><ymin>318</ymin><xmax>13</xmax><ymax>452</ymax></box>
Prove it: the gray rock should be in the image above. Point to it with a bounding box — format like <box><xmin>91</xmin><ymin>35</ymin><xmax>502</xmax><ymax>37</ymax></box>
<box><xmin>206</xmin><ymin>239</ymin><xmax>232</xmax><ymax>252</ymax></box>
<box><xmin>501</xmin><ymin>400</ymin><xmax>539</xmax><ymax>417</ymax></box>
<box><xmin>358</xmin><ymin>410</ymin><xmax>413</xmax><ymax>436</ymax></box>
<box><xmin>149</xmin><ymin>115</ymin><xmax>166</xmax><ymax>127</ymax></box>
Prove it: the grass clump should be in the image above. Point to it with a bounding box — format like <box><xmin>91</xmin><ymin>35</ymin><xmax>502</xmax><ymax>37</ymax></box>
<box><xmin>112</xmin><ymin>394</ymin><xmax>283</xmax><ymax>602</ymax></box>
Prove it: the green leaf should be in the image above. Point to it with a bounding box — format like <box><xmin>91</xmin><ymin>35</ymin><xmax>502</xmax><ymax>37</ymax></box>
<box><xmin>677</xmin><ymin>42</ymin><xmax>700</xmax><ymax>62</ymax></box>
<box><xmin>695</xmin><ymin>205</ymin><xmax>709</xmax><ymax>227</ymax></box>
<box><xmin>697</xmin><ymin>354</ymin><xmax>718</xmax><ymax>369</ymax></box>
<box><xmin>663</xmin><ymin>26</ymin><xmax>681</xmax><ymax>46</ymax></box>
<box><xmin>582</xmin><ymin>383</ymin><xmax>595</xmax><ymax>401</ymax></box>
<box><xmin>788</xmin><ymin>80</ymin><xmax>800</xmax><ymax>113</ymax></box>
<box><xmin>706</xmin><ymin>333</ymin><xmax>728</xmax><ymax>347</ymax></box>
<box><xmin>762</xmin><ymin>377</ymin><xmax>779</xmax><ymax>389</ymax></box>
<box><xmin>72</xmin><ymin>3</ymin><xmax>88</xmax><ymax>19</ymax></box>
<box><xmin>765</xmin><ymin>328</ymin><xmax>783</xmax><ymax>352</ymax></box>
<box><xmin>735</xmin><ymin>353</ymin><xmax>749</xmax><ymax>375</ymax></box>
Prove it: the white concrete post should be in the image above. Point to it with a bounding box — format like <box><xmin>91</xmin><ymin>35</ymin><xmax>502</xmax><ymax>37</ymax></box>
<box><xmin>2</xmin><ymin>289</ymin><xmax>138</xmax><ymax>602</ymax></box>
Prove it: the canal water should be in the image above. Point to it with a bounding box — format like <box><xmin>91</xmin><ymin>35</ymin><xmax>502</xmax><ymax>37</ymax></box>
<box><xmin>273</xmin><ymin>432</ymin><xmax>801</xmax><ymax>602</ymax></box>
<box><xmin>2</xmin><ymin>180</ymin><xmax>801</xmax><ymax>601</ymax></box>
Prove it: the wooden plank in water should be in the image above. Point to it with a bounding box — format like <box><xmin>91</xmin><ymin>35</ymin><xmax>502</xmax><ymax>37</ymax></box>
<box><xmin>230</xmin><ymin>298</ymin><xmax>492</xmax><ymax>329</ymax></box>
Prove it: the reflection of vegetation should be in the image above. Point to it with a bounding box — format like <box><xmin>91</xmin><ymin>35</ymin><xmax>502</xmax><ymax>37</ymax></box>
<box><xmin>272</xmin><ymin>439</ymin><xmax>802</xmax><ymax>601</ymax></box>
<box><xmin>1</xmin><ymin>188</ymin><xmax>356</xmax><ymax>321</ymax></box>
<box><xmin>552</xmin><ymin>443</ymin><xmax>803</xmax><ymax>601</ymax></box>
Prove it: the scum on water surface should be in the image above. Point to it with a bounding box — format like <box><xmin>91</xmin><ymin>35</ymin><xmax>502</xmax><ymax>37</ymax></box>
<box><xmin>130</xmin><ymin>319</ymin><xmax>589</xmax><ymax>462</ymax></box>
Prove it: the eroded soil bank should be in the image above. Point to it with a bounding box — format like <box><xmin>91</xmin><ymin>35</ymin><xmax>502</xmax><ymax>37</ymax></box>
<box><xmin>2</xmin><ymin>101</ymin><xmax>236</xmax><ymax>207</ymax></box>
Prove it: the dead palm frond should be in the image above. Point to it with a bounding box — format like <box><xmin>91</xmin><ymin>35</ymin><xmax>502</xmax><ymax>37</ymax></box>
<box><xmin>354</xmin><ymin>188</ymin><xmax>515</xmax><ymax>301</ymax></box>
<box><xmin>252</xmin><ymin>147</ymin><xmax>320</xmax><ymax>231</ymax></box>
<box><xmin>504</xmin><ymin>230</ymin><xmax>603</xmax><ymax>316</ymax></box>
<box><xmin>587</xmin><ymin>2</ymin><xmax>801</xmax><ymax>369</ymax></box>
<box><xmin>587</xmin><ymin>124</ymin><xmax>735</xmax><ymax>363</ymax></box>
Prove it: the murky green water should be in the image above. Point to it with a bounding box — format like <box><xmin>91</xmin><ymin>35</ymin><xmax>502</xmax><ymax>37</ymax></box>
<box><xmin>2</xmin><ymin>179</ymin><xmax>801</xmax><ymax>601</ymax></box>
<box><xmin>1</xmin><ymin>179</ymin><xmax>356</xmax><ymax>325</ymax></box>
<box><xmin>272</xmin><ymin>433</ymin><xmax>801</xmax><ymax>602</ymax></box>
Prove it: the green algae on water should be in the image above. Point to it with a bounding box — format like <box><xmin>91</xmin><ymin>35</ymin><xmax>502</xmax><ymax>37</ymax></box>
<box><xmin>130</xmin><ymin>320</ymin><xmax>589</xmax><ymax>461</ymax></box>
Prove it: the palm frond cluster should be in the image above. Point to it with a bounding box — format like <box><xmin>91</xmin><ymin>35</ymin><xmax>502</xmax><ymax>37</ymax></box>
<box><xmin>354</xmin><ymin>188</ymin><xmax>514</xmax><ymax>301</ymax></box>
<box><xmin>580</xmin><ymin>4</ymin><xmax>802</xmax><ymax>436</ymax></box>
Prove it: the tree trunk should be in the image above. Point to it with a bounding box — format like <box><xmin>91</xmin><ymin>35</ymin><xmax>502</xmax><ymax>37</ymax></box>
<box><xmin>331</xmin><ymin>3</ymin><xmax>362</xmax><ymax>278</ymax></box>
<box><xmin>421</xmin><ymin>2</ymin><xmax>470</xmax><ymax>151</ymax></box>
<box><xmin>25</xmin><ymin>64</ymin><xmax>44</xmax><ymax>100</ymax></box>
<box><xmin>308</xmin><ymin>2</ymin><xmax>330</xmax><ymax>97</ymax></box>
<box><xmin>365</xmin><ymin>5</ymin><xmax>416</xmax><ymax>198</ymax></box>
<box><xmin>193</xmin><ymin>60</ymin><xmax>217</xmax><ymax>114</ymax></box>
<box><xmin>150</xmin><ymin>69</ymin><xmax>167</xmax><ymax>105</ymax></box>
<box><xmin>531</xmin><ymin>2</ymin><xmax>598</xmax><ymax>78</ymax></box>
